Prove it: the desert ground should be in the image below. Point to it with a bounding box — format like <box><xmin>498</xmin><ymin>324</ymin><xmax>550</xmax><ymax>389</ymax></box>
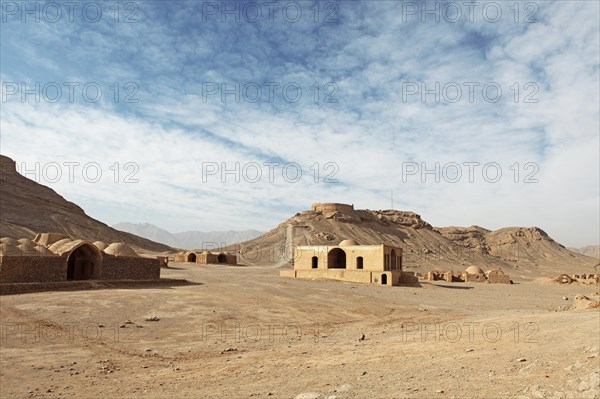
<box><xmin>1</xmin><ymin>264</ymin><xmax>599</xmax><ymax>399</ymax></box>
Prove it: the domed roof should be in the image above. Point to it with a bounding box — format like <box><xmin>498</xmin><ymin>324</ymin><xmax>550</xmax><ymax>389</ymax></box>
<box><xmin>34</xmin><ymin>245</ymin><xmax>55</xmax><ymax>256</ymax></box>
<box><xmin>93</xmin><ymin>241</ymin><xmax>108</xmax><ymax>251</ymax></box>
<box><xmin>33</xmin><ymin>233</ymin><xmax>70</xmax><ymax>246</ymax></box>
<box><xmin>0</xmin><ymin>237</ymin><xmax>18</xmax><ymax>244</ymax></box>
<box><xmin>103</xmin><ymin>243</ymin><xmax>138</xmax><ymax>257</ymax></box>
<box><xmin>17</xmin><ymin>238</ymin><xmax>35</xmax><ymax>246</ymax></box>
<box><xmin>49</xmin><ymin>239</ymin><xmax>99</xmax><ymax>257</ymax></box>
<box><xmin>17</xmin><ymin>244</ymin><xmax>40</xmax><ymax>256</ymax></box>
<box><xmin>339</xmin><ymin>239</ymin><xmax>359</xmax><ymax>246</ymax></box>
<box><xmin>48</xmin><ymin>238</ymin><xmax>76</xmax><ymax>255</ymax></box>
<box><xmin>465</xmin><ymin>266</ymin><xmax>485</xmax><ymax>275</ymax></box>
<box><xmin>0</xmin><ymin>243</ymin><xmax>23</xmax><ymax>256</ymax></box>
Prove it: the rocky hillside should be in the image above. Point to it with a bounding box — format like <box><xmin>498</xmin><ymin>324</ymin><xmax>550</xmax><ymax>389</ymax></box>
<box><xmin>231</xmin><ymin>204</ymin><xmax>598</xmax><ymax>279</ymax></box>
<box><xmin>0</xmin><ymin>155</ymin><xmax>172</xmax><ymax>253</ymax></box>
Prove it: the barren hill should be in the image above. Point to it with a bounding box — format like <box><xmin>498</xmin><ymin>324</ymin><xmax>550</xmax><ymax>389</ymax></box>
<box><xmin>232</xmin><ymin>204</ymin><xmax>598</xmax><ymax>279</ymax></box>
<box><xmin>0</xmin><ymin>155</ymin><xmax>172</xmax><ymax>252</ymax></box>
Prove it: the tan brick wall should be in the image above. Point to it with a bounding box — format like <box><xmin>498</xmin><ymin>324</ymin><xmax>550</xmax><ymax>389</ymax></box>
<box><xmin>100</xmin><ymin>255</ymin><xmax>160</xmax><ymax>280</ymax></box>
<box><xmin>0</xmin><ymin>256</ymin><xmax>65</xmax><ymax>284</ymax></box>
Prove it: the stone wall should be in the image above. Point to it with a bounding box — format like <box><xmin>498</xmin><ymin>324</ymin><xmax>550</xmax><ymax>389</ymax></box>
<box><xmin>487</xmin><ymin>270</ymin><xmax>511</xmax><ymax>284</ymax></box>
<box><xmin>464</xmin><ymin>273</ymin><xmax>487</xmax><ymax>283</ymax></box>
<box><xmin>0</xmin><ymin>256</ymin><xmax>65</xmax><ymax>284</ymax></box>
<box><xmin>100</xmin><ymin>255</ymin><xmax>160</xmax><ymax>280</ymax></box>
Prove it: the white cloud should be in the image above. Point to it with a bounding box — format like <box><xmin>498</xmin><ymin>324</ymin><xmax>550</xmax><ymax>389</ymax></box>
<box><xmin>0</xmin><ymin>0</ymin><xmax>598</xmax><ymax>247</ymax></box>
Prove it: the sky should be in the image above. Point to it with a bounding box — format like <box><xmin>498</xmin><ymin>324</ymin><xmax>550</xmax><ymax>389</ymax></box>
<box><xmin>0</xmin><ymin>0</ymin><xmax>598</xmax><ymax>247</ymax></box>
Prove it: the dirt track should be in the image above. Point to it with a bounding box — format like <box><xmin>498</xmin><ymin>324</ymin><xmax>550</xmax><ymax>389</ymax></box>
<box><xmin>1</xmin><ymin>263</ymin><xmax>599</xmax><ymax>398</ymax></box>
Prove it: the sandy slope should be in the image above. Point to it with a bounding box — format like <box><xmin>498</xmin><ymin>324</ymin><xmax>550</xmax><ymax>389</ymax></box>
<box><xmin>1</xmin><ymin>263</ymin><xmax>598</xmax><ymax>398</ymax></box>
<box><xmin>0</xmin><ymin>155</ymin><xmax>171</xmax><ymax>253</ymax></box>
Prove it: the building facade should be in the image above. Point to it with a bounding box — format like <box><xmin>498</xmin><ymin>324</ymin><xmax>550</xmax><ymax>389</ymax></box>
<box><xmin>281</xmin><ymin>239</ymin><xmax>407</xmax><ymax>286</ymax></box>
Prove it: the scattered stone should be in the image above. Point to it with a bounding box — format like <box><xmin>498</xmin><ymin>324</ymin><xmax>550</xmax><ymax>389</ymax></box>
<box><xmin>336</xmin><ymin>384</ymin><xmax>352</xmax><ymax>392</ymax></box>
<box><xmin>361</xmin><ymin>371</ymin><xmax>367</xmax><ymax>376</ymax></box>
<box><xmin>124</xmin><ymin>320</ymin><xmax>134</xmax><ymax>324</ymax></box>
<box><xmin>145</xmin><ymin>316</ymin><xmax>160</xmax><ymax>321</ymax></box>
<box><xmin>465</xmin><ymin>349</ymin><xmax>474</xmax><ymax>352</ymax></box>
<box><xmin>294</xmin><ymin>392</ymin><xmax>320</xmax><ymax>399</ymax></box>
<box><xmin>358</xmin><ymin>334</ymin><xmax>365</xmax><ymax>342</ymax></box>
<box><xmin>516</xmin><ymin>358</ymin><xmax>527</xmax><ymax>362</ymax></box>
<box><xmin>222</xmin><ymin>348</ymin><xmax>237</xmax><ymax>353</ymax></box>
<box><xmin>563</xmin><ymin>296</ymin><xmax>568</xmax><ymax>300</ymax></box>
<box><xmin>436</xmin><ymin>389</ymin><xmax>444</xmax><ymax>393</ymax></box>
<box><xmin>145</xmin><ymin>348</ymin><xmax>152</xmax><ymax>352</ymax></box>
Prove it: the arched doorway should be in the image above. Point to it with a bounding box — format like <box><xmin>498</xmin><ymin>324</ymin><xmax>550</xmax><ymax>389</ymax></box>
<box><xmin>187</xmin><ymin>253</ymin><xmax>197</xmax><ymax>262</ymax></box>
<box><xmin>67</xmin><ymin>244</ymin><xmax>101</xmax><ymax>280</ymax></box>
<box><xmin>311</xmin><ymin>256</ymin><xmax>318</xmax><ymax>269</ymax></box>
<box><xmin>217</xmin><ymin>254</ymin><xmax>227</xmax><ymax>263</ymax></box>
<box><xmin>357</xmin><ymin>256</ymin><xmax>364</xmax><ymax>269</ymax></box>
<box><xmin>327</xmin><ymin>248</ymin><xmax>346</xmax><ymax>269</ymax></box>
<box><xmin>391</xmin><ymin>249</ymin><xmax>397</xmax><ymax>269</ymax></box>
<box><xmin>381</xmin><ymin>274</ymin><xmax>388</xmax><ymax>285</ymax></box>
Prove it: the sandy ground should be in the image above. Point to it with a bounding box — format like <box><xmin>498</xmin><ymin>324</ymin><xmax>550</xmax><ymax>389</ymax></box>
<box><xmin>1</xmin><ymin>263</ymin><xmax>599</xmax><ymax>399</ymax></box>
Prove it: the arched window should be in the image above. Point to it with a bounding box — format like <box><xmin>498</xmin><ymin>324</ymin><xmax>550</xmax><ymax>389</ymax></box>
<box><xmin>311</xmin><ymin>256</ymin><xmax>318</xmax><ymax>269</ymax></box>
<box><xmin>356</xmin><ymin>257</ymin><xmax>363</xmax><ymax>269</ymax></box>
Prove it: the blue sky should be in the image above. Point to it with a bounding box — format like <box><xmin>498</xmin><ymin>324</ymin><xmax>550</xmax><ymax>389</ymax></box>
<box><xmin>1</xmin><ymin>0</ymin><xmax>598</xmax><ymax>247</ymax></box>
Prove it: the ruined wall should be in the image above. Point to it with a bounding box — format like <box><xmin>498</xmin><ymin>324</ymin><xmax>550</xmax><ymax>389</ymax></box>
<box><xmin>0</xmin><ymin>256</ymin><xmax>66</xmax><ymax>284</ymax></box>
<box><xmin>464</xmin><ymin>273</ymin><xmax>487</xmax><ymax>283</ymax></box>
<box><xmin>100</xmin><ymin>255</ymin><xmax>160</xmax><ymax>280</ymax></box>
<box><xmin>487</xmin><ymin>270</ymin><xmax>511</xmax><ymax>284</ymax></box>
<box><xmin>311</xmin><ymin>203</ymin><xmax>355</xmax><ymax>214</ymax></box>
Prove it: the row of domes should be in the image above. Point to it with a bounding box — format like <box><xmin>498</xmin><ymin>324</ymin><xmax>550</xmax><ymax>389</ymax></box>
<box><xmin>181</xmin><ymin>251</ymin><xmax>234</xmax><ymax>255</ymax></box>
<box><xmin>0</xmin><ymin>237</ymin><xmax>139</xmax><ymax>258</ymax></box>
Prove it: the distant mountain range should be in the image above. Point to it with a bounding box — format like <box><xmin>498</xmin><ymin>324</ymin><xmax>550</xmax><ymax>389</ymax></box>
<box><xmin>569</xmin><ymin>245</ymin><xmax>600</xmax><ymax>259</ymax></box>
<box><xmin>112</xmin><ymin>222</ymin><xmax>263</xmax><ymax>250</ymax></box>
